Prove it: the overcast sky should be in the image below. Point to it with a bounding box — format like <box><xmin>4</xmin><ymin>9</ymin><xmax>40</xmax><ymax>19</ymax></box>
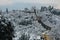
<box><xmin>0</xmin><ymin>0</ymin><xmax>60</xmax><ymax>9</ymax></box>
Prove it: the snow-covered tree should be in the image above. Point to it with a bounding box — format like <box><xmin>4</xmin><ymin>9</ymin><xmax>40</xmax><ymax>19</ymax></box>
<box><xmin>6</xmin><ymin>8</ymin><xmax>8</xmax><ymax>13</ymax></box>
<box><xmin>48</xmin><ymin>6</ymin><xmax>53</xmax><ymax>12</ymax></box>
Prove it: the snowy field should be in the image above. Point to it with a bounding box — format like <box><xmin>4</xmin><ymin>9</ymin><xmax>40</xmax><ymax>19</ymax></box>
<box><xmin>1</xmin><ymin>10</ymin><xmax>60</xmax><ymax>40</ymax></box>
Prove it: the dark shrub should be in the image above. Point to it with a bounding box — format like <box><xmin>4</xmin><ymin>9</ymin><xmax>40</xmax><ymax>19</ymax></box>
<box><xmin>0</xmin><ymin>16</ymin><xmax>14</xmax><ymax>40</ymax></box>
<box><xmin>19</xmin><ymin>20</ymin><xmax>32</xmax><ymax>26</ymax></box>
<box><xmin>19</xmin><ymin>33</ymin><xmax>30</xmax><ymax>40</ymax></box>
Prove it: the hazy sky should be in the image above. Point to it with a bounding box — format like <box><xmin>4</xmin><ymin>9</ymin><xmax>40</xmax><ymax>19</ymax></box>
<box><xmin>0</xmin><ymin>0</ymin><xmax>60</xmax><ymax>9</ymax></box>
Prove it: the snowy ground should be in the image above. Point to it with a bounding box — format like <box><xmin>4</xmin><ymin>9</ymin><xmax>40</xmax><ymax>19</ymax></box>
<box><xmin>1</xmin><ymin>10</ymin><xmax>60</xmax><ymax>40</ymax></box>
